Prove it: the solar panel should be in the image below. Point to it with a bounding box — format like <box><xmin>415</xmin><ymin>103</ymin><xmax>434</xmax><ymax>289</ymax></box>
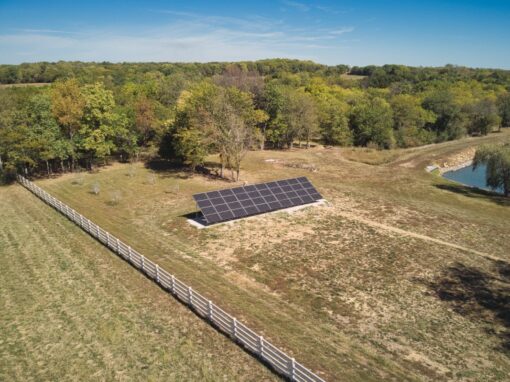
<box><xmin>192</xmin><ymin>177</ymin><xmax>323</xmax><ymax>225</ymax></box>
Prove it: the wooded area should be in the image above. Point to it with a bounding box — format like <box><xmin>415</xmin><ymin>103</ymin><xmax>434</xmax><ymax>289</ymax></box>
<box><xmin>1</xmin><ymin>60</ymin><xmax>509</xmax><ymax>181</ymax></box>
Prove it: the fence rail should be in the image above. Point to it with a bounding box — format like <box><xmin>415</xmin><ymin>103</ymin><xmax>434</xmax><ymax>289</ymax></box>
<box><xmin>17</xmin><ymin>175</ymin><xmax>326</xmax><ymax>382</ymax></box>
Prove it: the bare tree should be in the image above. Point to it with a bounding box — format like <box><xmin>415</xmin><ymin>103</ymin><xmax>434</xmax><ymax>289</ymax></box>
<box><xmin>224</xmin><ymin>112</ymin><xmax>253</xmax><ymax>181</ymax></box>
<box><xmin>282</xmin><ymin>90</ymin><xmax>319</xmax><ymax>148</ymax></box>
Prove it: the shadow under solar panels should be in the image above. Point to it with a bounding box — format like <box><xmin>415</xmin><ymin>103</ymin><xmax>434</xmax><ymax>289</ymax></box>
<box><xmin>192</xmin><ymin>176</ymin><xmax>323</xmax><ymax>225</ymax></box>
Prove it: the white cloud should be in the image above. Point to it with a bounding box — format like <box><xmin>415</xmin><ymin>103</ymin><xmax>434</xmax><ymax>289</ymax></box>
<box><xmin>329</xmin><ymin>27</ymin><xmax>355</xmax><ymax>35</ymax></box>
<box><xmin>12</xmin><ymin>28</ymin><xmax>84</xmax><ymax>35</ymax></box>
<box><xmin>281</xmin><ymin>1</ymin><xmax>310</xmax><ymax>12</ymax></box>
<box><xmin>0</xmin><ymin>11</ymin><xmax>356</xmax><ymax>64</ymax></box>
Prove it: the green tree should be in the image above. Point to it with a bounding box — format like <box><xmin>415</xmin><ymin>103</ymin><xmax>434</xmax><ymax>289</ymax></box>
<box><xmin>174</xmin><ymin>128</ymin><xmax>208</xmax><ymax>172</ymax></box>
<box><xmin>473</xmin><ymin>144</ymin><xmax>510</xmax><ymax>196</ymax></box>
<box><xmin>134</xmin><ymin>96</ymin><xmax>159</xmax><ymax>146</ymax></box>
<box><xmin>291</xmin><ymin>91</ymin><xmax>319</xmax><ymax>148</ymax></box>
<box><xmin>166</xmin><ymin>82</ymin><xmax>262</xmax><ymax>179</ymax></box>
<box><xmin>261</xmin><ymin>83</ymin><xmax>286</xmax><ymax>148</ymax></box>
<box><xmin>170</xmin><ymin>82</ymin><xmax>220</xmax><ymax>172</ymax></box>
<box><xmin>422</xmin><ymin>89</ymin><xmax>467</xmax><ymax>141</ymax></box>
<box><xmin>24</xmin><ymin>94</ymin><xmax>67</xmax><ymax>175</ymax></box>
<box><xmin>0</xmin><ymin>93</ymin><xmax>68</xmax><ymax>177</ymax></box>
<box><xmin>466</xmin><ymin>98</ymin><xmax>501</xmax><ymax>136</ymax></box>
<box><xmin>497</xmin><ymin>92</ymin><xmax>510</xmax><ymax>128</ymax></box>
<box><xmin>305</xmin><ymin>80</ymin><xmax>352</xmax><ymax>146</ymax></box>
<box><xmin>391</xmin><ymin>94</ymin><xmax>436</xmax><ymax>147</ymax></box>
<box><xmin>79</xmin><ymin>83</ymin><xmax>132</xmax><ymax>167</ymax></box>
<box><xmin>318</xmin><ymin>96</ymin><xmax>351</xmax><ymax>146</ymax></box>
<box><xmin>219</xmin><ymin>87</ymin><xmax>263</xmax><ymax>180</ymax></box>
<box><xmin>51</xmin><ymin>78</ymin><xmax>85</xmax><ymax>170</ymax></box>
<box><xmin>0</xmin><ymin>123</ymin><xmax>35</xmax><ymax>176</ymax></box>
<box><xmin>350</xmin><ymin>97</ymin><xmax>395</xmax><ymax>148</ymax></box>
<box><xmin>263</xmin><ymin>86</ymin><xmax>319</xmax><ymax>148</ymax></box>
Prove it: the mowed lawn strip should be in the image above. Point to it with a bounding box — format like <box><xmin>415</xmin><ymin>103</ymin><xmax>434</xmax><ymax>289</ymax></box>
<box><xmin>0</xmin><ymin>185</ymin><xmax>280</xmax><ymax>382</ymax></box>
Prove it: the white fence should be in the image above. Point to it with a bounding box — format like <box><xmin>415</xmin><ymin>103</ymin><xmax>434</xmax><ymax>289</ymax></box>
<box><xmin>17</xmin><ymin>175</ymin><xmax>326</xmax><ymax>382</ymax></box>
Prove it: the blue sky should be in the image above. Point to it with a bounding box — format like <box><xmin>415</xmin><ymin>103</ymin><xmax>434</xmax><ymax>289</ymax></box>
<box><xmin>0</xmin><ymin>0</ymin><xmax>509</xmax><ymax>68</ymax></box>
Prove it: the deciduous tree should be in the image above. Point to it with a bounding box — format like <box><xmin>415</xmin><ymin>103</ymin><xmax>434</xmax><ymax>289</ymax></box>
<box><xmin>497</xmin><ymin>92</ymin><xmax>510</xmax><ymax>128</ymax></box>
<box><xmin>473</xmin><ymin>144</ymin><xmax>510</xmax><ymax>196</ymax></box>
<box><xmin>51</xmin><ymin>78</ymin><xmax>85</xmax><ymax>169</ymax></box>
<box><xmin>391</xmin><ymin>94</ymin><xmax>436</xmax><ymax>147</ymax></box>
<box><xmin>79</xmin><ymin>83</ymin><xmax>133</xmax><ymax>167</ymax></box>
<box><xmin>350</xmin><ymin>97</ymin><xmax>395</xmax><ymax>148</ymax></box>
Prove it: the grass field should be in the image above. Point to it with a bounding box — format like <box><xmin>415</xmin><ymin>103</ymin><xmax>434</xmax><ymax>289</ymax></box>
<box><xmin>30</xmin><ymin>130</ymin><xmax>510</xmax><ymax>381</ymax></box>
<box><xmin>339</xmin><ymin>74</ymin><xmax>367</xmax><ymax>81</ymax></box>
<box><xmin>0</xmin><ymin>82</ymin><xmax>50</xmax><ymax>88</ymax></box>
<box><xmin>0</xmin><ymin>185</ymin><xmax>279</xmax><ymax>381</ymax></box>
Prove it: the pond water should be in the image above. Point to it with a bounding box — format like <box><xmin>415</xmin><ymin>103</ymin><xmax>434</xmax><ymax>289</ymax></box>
<box><xmin>443</xmin><ymin>164</ymin><xmax>504</xmax><ymax>194</ymax></box>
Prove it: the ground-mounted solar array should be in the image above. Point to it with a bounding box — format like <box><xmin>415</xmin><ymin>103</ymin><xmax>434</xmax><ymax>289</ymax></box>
<box><xmin>192</xmin><ymin>177</ymin><xmax>323</xmax><ymax>225</ymax></box>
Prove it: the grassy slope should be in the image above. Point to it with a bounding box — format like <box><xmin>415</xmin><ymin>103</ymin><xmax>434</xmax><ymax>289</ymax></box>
<box><xmin>0</xmin><ymin>185</ymin><xmax>279</xmax><ymax>381</ymax></box>
<box><xmin>36</xmin><ymin>131</ymin><xmax>510</xmax><ymax>381</ymax></box>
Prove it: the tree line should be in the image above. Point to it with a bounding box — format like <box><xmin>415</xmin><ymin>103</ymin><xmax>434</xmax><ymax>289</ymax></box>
<box><xmin>1</xmin><ymin>60</ymin><xmax>510</xmax><ymax>182</ymax></box>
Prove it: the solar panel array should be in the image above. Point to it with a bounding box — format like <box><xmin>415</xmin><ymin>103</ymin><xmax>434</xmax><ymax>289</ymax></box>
<box><xmin>193</xmin><ymin>177</ymin><xmax>322</xmax><ymax>225</ymax></box>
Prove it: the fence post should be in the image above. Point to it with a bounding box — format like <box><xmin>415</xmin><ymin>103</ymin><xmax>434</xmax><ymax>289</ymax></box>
<box><xmin>208</xmin><ymin>300</ymin><xmax>213</xmax><ymax>320</ymax></box>
<box><xmin>156</xmin><ymin>265</ymin><xmax>160</xmax><ymax>283</ymax></box>
<box><xmin>232</xmin><ymin>318</ymin><xmax>237</xmax><ymax>339</ymax></box>
<box><xmin>289</xmin><ymin>357</ymin><xmax>296</xmax><ymax>380</ymax></box>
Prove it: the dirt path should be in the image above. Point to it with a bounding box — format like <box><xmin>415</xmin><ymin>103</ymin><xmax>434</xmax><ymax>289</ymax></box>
<box><xmin>336</xmin><ymin>210</ymin><xmax>505</xmax><ymax>263</ymax></box>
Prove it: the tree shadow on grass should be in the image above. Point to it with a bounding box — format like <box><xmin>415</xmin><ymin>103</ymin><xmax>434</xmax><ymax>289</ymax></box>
<box><xmin>145</xmin><ymin>159</ymin><xmax>233</xmax><ymax>183</ymax></box>
<box><xmin>435</xmin><ymin>183</ymin><xmax>510</xmax><ymax>207</ymax></box>
<box><xmin>144</xmin><ymin>159</ymin><xmax>189</xmax><ymax>178</ymax></box>
<box><xmin>422</xmin><ymin>260</ymin><xmax>510</xmax><ymax>353</ymax></box>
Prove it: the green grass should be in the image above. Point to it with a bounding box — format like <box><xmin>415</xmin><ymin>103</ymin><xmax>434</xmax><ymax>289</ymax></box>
<box><xmin>339</xmin><ymin>74</ymin><xmax>367</xmax><ymax>81</ymax></box>
<box><xmin>0</xmin><ymin>82</ymin><xmax>50</xmax><ymax>88</ymax></box>
<box><xmin>0</xmin><ymin>185</ymin><xmax>279</xmax><ymax>381</ymax></box>
<box><xmin>33</xmin><ymin>130</ymin><xmax>510</xmax><ymax>381</ymax></box>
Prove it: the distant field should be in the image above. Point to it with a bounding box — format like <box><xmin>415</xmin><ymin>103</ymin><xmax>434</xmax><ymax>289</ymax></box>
<box><xmin>35</xmin><ymin>130</ymin><xmax>510</xmax><ymax>381</ymax></box>
<box><xmin>0</xmin><ymin>82</ymin><xmax>51</xmax><ymax>88</ymax></box>
<box><xmin>0</xmin><ymin>185</ymin><xmax>279</xmax><ymax>381</ymax></box>
<box><xmin>340</xmin><ymin>73</ymin><xmax>366</xmax><ymax>81</ymax></box>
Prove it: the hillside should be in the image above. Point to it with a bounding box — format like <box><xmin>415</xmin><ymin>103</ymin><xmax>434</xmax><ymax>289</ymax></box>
<box><xmin>33</xmin><ymin>131</ymin><xmax>510</xmax><ymax>381</ymax></box>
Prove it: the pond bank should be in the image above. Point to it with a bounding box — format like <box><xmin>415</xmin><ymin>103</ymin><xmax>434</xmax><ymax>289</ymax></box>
<box><xmin>436</xmin><ymin>146</ymin><xmax>476</xmax><ymax>174</ymax></box>
<box><xmin>438</xmin><ymin>160</ymin><xmax>473</xmax><ymax>174</ymax></box>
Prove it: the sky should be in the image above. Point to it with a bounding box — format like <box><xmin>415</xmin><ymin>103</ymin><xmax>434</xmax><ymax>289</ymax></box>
<box><xmin>0</xmin><ymin>0</ymin><xmax>509</xmax><ymax>68</ymax></box>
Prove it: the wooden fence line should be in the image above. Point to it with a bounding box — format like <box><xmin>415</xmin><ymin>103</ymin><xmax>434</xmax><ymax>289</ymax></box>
<box><xmin>17</xmin><ymin>175</ymin><xmax>326</xmax><ymax>382</ymax></box>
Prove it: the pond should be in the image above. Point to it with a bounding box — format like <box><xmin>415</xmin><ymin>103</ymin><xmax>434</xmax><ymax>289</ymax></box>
<box><xmin>443</xmin><ymin>164</ymin><xmax>504</xmax><ymax>194</ymax></box>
